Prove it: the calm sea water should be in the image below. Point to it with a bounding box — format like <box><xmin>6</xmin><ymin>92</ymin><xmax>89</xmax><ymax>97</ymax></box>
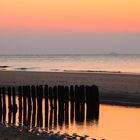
<box><xmin>2</xmin><ymin>96</ymin><xmax>140</xmax><ymax>140</ymax></box>
<box><xmin>0</xmin><ymin>54</ymin><xmax>140</xmax><ymax>73</ymax></box>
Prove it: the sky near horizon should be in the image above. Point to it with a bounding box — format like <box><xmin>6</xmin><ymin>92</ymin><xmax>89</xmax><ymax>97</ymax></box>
<box><xmin>0</xmin><ymin>0</ymin><xmax>140</xmax><ymax>54</ymax></box>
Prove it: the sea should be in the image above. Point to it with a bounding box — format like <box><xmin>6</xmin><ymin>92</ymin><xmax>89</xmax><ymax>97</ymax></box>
<box><xmin>0</xmin><ymin>54</ymin><xmax>140</xmax><ymax>74</ymax></box>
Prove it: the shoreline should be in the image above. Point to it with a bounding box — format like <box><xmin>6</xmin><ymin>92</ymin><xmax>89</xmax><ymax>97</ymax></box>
<box><xmin>0</xmin><ymin>71</ymin><xmax>140</xmax><ymax>107</ymax></box>
<box><xmin>100</xmin><ymin>99</ymin><xmax>140</xmax><ymax>107</ymax></box>
<box><xmin>1</xmin><ymin>68</ymin><xmax>140</xmax><ymax>76</ymax></box>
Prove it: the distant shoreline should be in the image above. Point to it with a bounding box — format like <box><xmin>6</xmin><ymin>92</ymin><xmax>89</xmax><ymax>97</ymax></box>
<box><xmin>1</xmin><ymin>68</ymin><xmax>140</xmax><ymax>76</ymax></box>
<box><xmin>0</xmin><ymin>71</ymin><xmax>140</xmax><ymax>107</ymax></box>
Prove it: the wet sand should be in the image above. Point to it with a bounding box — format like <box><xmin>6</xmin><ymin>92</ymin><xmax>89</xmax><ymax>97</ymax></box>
<box><xmin>0</xmin><ymin>71</ymin><xmax>140</xmax><ymax>106</ymax></box>
<box><xmin>0</xmin><ymin>71</ymin><xmax>140</xmax><ymax>140</ymax></box>
<box><xmin>0</xmin><ymin>124</ymin><xmax>90</xmax><ymax>140</ymax></box>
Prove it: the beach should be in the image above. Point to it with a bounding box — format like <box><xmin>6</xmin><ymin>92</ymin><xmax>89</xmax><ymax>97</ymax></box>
<box><xmin>0</xmin><ymin>71</ymin><xmax>140</xmax><ymax>106</ymax></box>
<box><xmin>0</xmin><ymin>71</ymin><xmax>140</xmax><ymax>139</ymax></box>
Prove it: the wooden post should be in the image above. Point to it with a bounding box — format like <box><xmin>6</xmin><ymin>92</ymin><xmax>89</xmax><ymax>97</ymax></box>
<box><xmin>64</xmin><ymin>86</ymin><xmax>69</xmax><ymax>125</ymax></box>
<box><xmin>44</xmin><ymin>85</ymin><xmax>48</xmax><ymax>128</ymax></box>
<box><xmin>2</xmin><ymin>87</ymin><xmax>6</xmax><ymax>124</ymax></box>
<box><xmin>23</xmin><ymin>86</ymin><xmax>27</xmax><ymax>125</ymax></box>
<box><xmin>70</xmin><ymin>85</ymin><xmax>75</xmax><ymax>101</ymax></box>
<box><xmin>70</xmin><ymin>85</ymin><xmax>74</xmax><ymax>122</ymax></box>
<box><xmin>49</xmin><ymin>87</ymin><xmax>53</xmax><ymax>109</ymax></box>
<box><xmin>36</xmin><ymin>85</ymin><xmax>39</xmax><ymax>127</ymax></box>
<box><xmin>80</xmin><ymin>85</ymin><xmax>85</xmax><ymax>103</ymax></box>
<box><xmin>53</xmin><ymin>86</ymin><xmax>57</xmax><ymax>128</ymax></box>
<box><xmin>79</xmin><ymin>85</ymin><xmax>85</xmax><ymax>122</ymax></box>
<box><xmin>49</xmin><ymin>107</ymin><xmax>53</xmax><ymax>130</ymax></box>
<box><xmin>27</xmin><ymin>86</ymin><xmax>31</xmax><ymax>126</ymax></box>
<box><xmin>39</xmin><ymin>85</ymin><xmax>43</xmax><ymax>127</ymax></box>
<box><xmin>12</xmin><ymin>87</ymin><xmax>16</xmax><ymax>107</ymax></box>
<box><xmin>36</xmin><ymin>85</ymin><xmax>43</xmax><ymax>127</ymax></box>
<box><xmin>58</xmin><ymin>86</ymin><xmax>64</xmax><ymax>126</ymax></box>
<box><xmin>12</xmin><ymin>87</ymin><xmax>16</xmax><ymax>124</ymax></box>
<box><xmin>91</xmin><ymin>85</ymin><xmax>99</xmax><ymax>120</ymax></box>
<box><xmin>8</xmin><ymin>87</ymin><xmax>12</xmax><ymax>124</ymax></box>
<box><xmin>0</xmin><ymin>88</ymin><xmax>2</xmax><ymax>122</ymax></box>
<box><xmin>53</xmin><ymin>86</ymin><xmax>57</xmax><ymax>109</ymax></box>
<box><xmin>31</xmin><ymin>85</ymin><xmax>36</xmax><ymax>127</ymax></box>
<box><xmin>65</xmin><ymin>86</ymin><xmax>69</xmax><ymax>101</ymax></box>
<box><xmin>8</xmin><ymin>87</ymin><xmax>12</xmax><ymax>109</ymax></box>
<box><xmin>18</xmin><ymin>86</ymin><xmax>22</xmax><ymax>125</ymax></box>
<box><xmin>86</xmin><ymin>86</ymin><xmax>91</xmax><ymax>121</ymax></box>
<box><xmin>86</xmin><ymin>85</ymin><xmax>100</xmax><ymax>121</ymax></box>
<box><xmin>85</xmin><ymin>85</ymin><xmax>99</xmax><ymax>121</ymax></box>
<box><xmin>75</xmin><ymin>85</ymin><xmax>80</xmax><ymax>122</ymax></box>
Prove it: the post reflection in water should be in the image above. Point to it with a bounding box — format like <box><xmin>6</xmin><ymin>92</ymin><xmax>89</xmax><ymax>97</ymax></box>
<box><xmin>0</xmin><ymin>85</ymin><xmax>99</xmax><ymax>131</ymax></box>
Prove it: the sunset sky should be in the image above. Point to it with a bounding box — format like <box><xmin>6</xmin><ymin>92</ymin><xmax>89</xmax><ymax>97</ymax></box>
<box><xmin>0</xmin><ymin>0</ymin><xmax>140</xmax><ymax>54</ymax></box>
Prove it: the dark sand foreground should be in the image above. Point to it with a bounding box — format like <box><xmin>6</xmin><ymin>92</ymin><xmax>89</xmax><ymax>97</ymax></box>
<box><xmin>0</xmin><ymin>71</ymin><xmax>140</xmax><ymax>106</ymax></box>
<box><xmin>0</xmin><ymin>124</ymin><xmax>92</xmax><ymax>140</ymax></box>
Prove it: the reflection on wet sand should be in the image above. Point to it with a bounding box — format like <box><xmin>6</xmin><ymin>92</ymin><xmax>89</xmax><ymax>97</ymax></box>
<box><xmin>0</xmin><ymin>85</ymin><xmax>99</xmax><ymax>131</ymax></box>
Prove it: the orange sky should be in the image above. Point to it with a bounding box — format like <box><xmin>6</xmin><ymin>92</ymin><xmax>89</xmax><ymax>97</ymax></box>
<box><xmin>0</xmin><ymin>0</ymin><xmax>140</xmax><ymax>32</ymax></box>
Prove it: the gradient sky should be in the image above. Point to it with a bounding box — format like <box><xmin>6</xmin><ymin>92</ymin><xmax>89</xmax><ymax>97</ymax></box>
<box><xmin>0</xmin><ymin>0</ymin><xmax>140</xmax><ymax>54</ymax></box>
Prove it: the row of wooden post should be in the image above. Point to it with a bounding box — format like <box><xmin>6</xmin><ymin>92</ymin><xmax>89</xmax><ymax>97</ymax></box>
<box><xmin>0</xmin><ymin>85</ymin><xmax>99</xmax><ymax>128</ymax></box>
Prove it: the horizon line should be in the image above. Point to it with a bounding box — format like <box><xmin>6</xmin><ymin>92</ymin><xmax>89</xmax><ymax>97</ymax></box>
<box><xmin>0</xmin><ymin>53</ymin><xmax>140</xmax><ymax>56</ymax></box>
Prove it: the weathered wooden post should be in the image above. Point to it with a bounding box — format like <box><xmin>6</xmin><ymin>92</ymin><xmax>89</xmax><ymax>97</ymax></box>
<box><xmin>36</xmin><ymin>85</ymin><xmax>43</xmax><ymax>127</ymax></box>
<box><xmin>12</xmin><ymin>87</ymin><xmax>16</xmax><ymax>106</ymax></box>
<box><xmin>44</xmin><ymin>85</ymin><xmax>48</xmax><ymax>128</ymax></box>
<box><xmin>86</xmin><ymin>86</ymin><xmax>91</xmax><ymax>121</ymax></box>
<box><xmin>8</xmin><ymin>87</ymin><xmax>12</xmax><ymax>109</ymax></box>
<box><xmin>86</xmin><ymin>85</ymin><xmax>99</xmax><ymax>121</ymax></box>
<box><xmin>12</xmin><ymin>87</ymin><xmax>16</xmax><ymax>124</ymax></box>
<box><xmin>27</xmin><ymin>86</ymin><xmax>31</xmax><ymax>126</ymax></box>
<box><xmin>49</xmin><ymin>107</ymin><xmax>53</xmax><ymax>130</ymax></box>
<box><xmin>53</xmin><ymin>86</ymin><xmax>57</xmax><ymax>128</ymax></box>
<box><xmin>23</xmin><ymin>86</ymin><xmax>27</xmax><ymax>125</ymax></box>
<box><xmin>70</xmin><ymin>85</ymin><xmax>75</xmax><ymax>101</ymax></box>
<box><xmin>49</xmin><ymin>87</ymin><xmax>53</xmax><ymax>109</ymax></box>
<box><xmin>18</xmin><ymin>86</ymin><xmax>22</xmax><ymax>125</ymax></box>
<box><xmin>75</xmin><ymin>85</ymin><xmax>80</xmax><ymax>122</ymax></box>
<box><xmin>31</xmin><ymin>85</ymin><xmax>36</xmax><ymax>127</ymax></box>
<box><xmin>8</xmin><ymin>87</ymin><xmax>12</xmax><ymax>124</ymax></box>
<box><xmin>36</xmin><ymin>85</ymin><xmax>39</xmax><ymax>127</ymax></box>
<box><xmin>53</xmin><ymin>86</ymin><xmax>57</xmax><ymax>109</ymax></box>
<box><xmin>91</xmin><ymin>85</ymin><xmax>99</xmax><ymax>120</ymax></box>
<box><xmin>79</xmin><ymin>85</ymin><xmax>85</xmax><ymax>122</ymax></box>
<box><xmin>2</xmin><ymin>87</ymin><xmax>6</xmax><ymax>124</ymax></box>
<box><xmin>39</xmin><ymin>85</ymin><xmax>43</xmax><ymax>127</ymax></box>
<box><xmin>48</xmin><ymin>86</ymin><xmax>53</xmax><ymax>129</ymax></box>
<box><xmin>70</xmin><ymin>85</ymin><xmax>74</xmax><ymax>122</ymax></box>
<box><xmin>64</xmin><ymin>86</ymin><xmax>69</xmax><ymax>125</ymax></box>
<box><xmin>65</xmin><ymin>86</ymin><xmax>69</xmax><ymax>101</ymax></box>
<box><xmin>58</xmin><ymin>85</ymin><xmax>64</xmax><ymax>126</ymax></box>
<box><xmin>0</xmin><ymin>88</ymin><xmax>2</xmax><ymax>122</ymax></box>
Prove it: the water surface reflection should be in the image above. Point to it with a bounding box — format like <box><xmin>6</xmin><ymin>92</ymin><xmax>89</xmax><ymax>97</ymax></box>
<box><xmin>1</xmin><ymin>95</ymin><xmax>140</xmax><ymax>140</ymax></box>
<box><xmin>0</xmin><ymin>95</ymin><xmax>99</xmax><ymax>131</ymax></box>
